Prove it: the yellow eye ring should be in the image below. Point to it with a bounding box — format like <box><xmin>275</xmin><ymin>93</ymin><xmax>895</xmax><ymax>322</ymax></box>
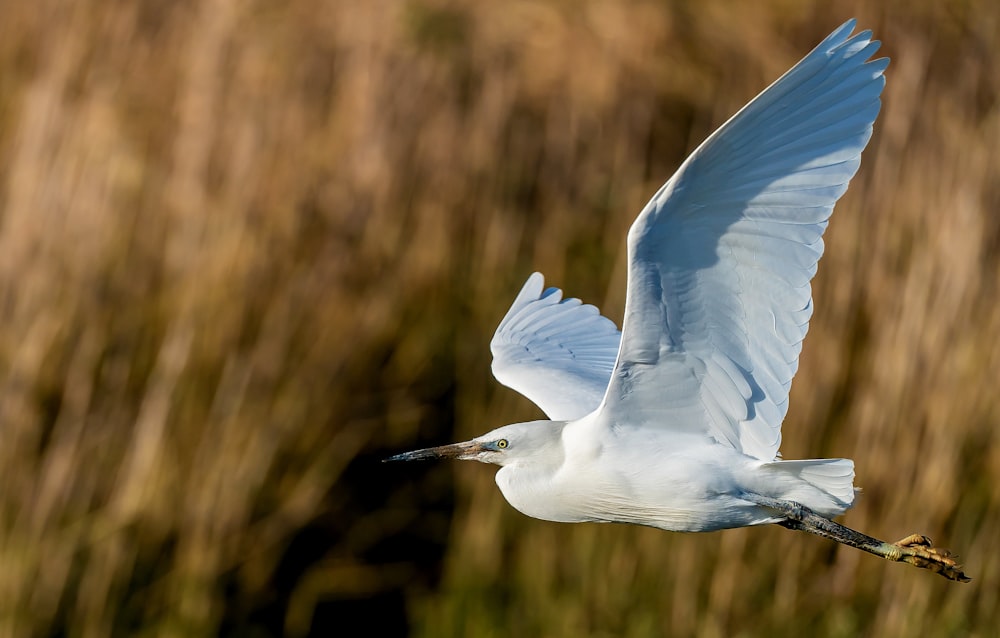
<box><xmin>496</xmin><ymin>439</ymin><xmax>509</xmax><ymax>449</ymax></box>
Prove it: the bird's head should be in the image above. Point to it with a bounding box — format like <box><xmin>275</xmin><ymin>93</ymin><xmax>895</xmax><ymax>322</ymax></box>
<box><xmin>385</xmin><ymin>420</ymin><xmax>564</xmax><ymax>468</ymax></box>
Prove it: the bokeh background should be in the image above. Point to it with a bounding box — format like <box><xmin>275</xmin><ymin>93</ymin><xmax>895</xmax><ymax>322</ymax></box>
<box><xmin>0</xmin><ymin>0</ymin><xmax>997</xmax><ymax>636</ymax></box>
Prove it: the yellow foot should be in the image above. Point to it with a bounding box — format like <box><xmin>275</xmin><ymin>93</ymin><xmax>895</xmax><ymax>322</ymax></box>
<box><xmin>891</xmin><ymin>534</ymin><xmax>971</xmax><ymax>583</ymax></box>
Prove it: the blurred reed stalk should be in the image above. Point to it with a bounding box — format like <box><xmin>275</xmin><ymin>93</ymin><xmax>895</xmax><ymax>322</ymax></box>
<box><xmin>0</xmin><ymin>1</ymin><xmax>996</xmax><ymax>636</ymax></box>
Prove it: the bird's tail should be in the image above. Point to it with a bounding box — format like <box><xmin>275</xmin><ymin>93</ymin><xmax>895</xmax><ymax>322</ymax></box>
<box><xmin>759</xmin><ymin>458</ymin><xmax>857</xmax><ymax>518</ymax></box>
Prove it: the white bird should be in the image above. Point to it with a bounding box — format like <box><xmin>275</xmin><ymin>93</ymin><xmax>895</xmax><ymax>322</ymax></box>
<box><xmin>389</xmin><ymin>20</ymin><xmax>968</xmax><ymax>582</ymax></box>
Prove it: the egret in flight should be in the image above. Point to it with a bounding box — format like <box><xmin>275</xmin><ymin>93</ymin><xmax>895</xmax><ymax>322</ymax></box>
<box><xmin>389</xmin><ymin>20</ymin><xmax>969</xmax><ymax>582</ymax></box>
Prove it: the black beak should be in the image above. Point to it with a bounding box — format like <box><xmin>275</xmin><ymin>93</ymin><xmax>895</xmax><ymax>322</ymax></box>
<box><xmin>384</xmin><ymin>440</ymin><xmax>486</xmax><ymax>462</ymax></box>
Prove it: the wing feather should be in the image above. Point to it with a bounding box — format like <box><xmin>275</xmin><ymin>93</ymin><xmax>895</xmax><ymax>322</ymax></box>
<box><xmin>491</xmin><ymin>273</ymin><xmax>621</xmax><ymax>421</ymax></box>
<box><xmin>596</xmin><ymin>20</ymin><xmax>887</xmax><ymax>460</ymax></box>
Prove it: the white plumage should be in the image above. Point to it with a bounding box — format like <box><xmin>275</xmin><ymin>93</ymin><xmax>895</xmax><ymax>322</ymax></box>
<box><xmin>390</xmin><ymin>20</ymin><xmax>970</xmax><ymax>582</ymax></box>
<box><xmin>490</xmin><ymin>272</ymin><xmax>620</xmax><ymax>421</ymax></box>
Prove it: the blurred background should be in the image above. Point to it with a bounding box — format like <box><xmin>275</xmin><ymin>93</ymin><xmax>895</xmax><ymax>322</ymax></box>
<box><xmin>0</xmin><ymin>0</ymin><xmax>997</xmax><ymax>636</ymax></box>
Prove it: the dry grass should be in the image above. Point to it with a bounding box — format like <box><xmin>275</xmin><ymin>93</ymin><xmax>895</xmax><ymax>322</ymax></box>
<box><xmin>0</xmin><ymin>0</ymin><xmax>997</xmax><ymax>636</ymax></box>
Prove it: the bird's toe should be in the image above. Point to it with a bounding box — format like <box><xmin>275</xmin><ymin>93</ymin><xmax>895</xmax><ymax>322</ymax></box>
<box><xmin>893</xmin><ymin>533</ymin><xmax>933</xmax><ymax>548</ymax></box>
<box><xmin>891</xmin><ymin>536</ymin><xmax>970</xmax><ymax>583</ymax></box>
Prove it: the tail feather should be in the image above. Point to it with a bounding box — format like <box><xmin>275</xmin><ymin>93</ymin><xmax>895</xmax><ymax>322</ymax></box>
<box><xmin>760</xmin><ymin>458</ymin><xmax>856</xmax><ymax>518</ymax></box>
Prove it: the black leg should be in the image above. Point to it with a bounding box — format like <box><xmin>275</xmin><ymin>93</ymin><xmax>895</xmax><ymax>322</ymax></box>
<box><xmin>748</xmin><ymin>494</ymin><xmax>970</xmax><ymax>583</ymax></box>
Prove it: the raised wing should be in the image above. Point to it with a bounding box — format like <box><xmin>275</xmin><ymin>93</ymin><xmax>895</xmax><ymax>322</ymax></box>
<box><xmin>491</xmin><ymin>273</ymin><xmax>621</xmax><ymax>420</ymax></box>
<box><xmin>598</xmin><ymin>20</ymin><xmax>887</xmax><ymax>460</ymax></box>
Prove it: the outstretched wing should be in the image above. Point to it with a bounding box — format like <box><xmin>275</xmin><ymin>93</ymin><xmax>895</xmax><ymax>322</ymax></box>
<box><xmin>597</xmin><ymin>20</ymin><xmax>887</xmax><ymax>460</ymax></box>
<box><xmin>491</xmin><ymin>273</ymin><xmax>621</xmax><ymax>420</ymax></box>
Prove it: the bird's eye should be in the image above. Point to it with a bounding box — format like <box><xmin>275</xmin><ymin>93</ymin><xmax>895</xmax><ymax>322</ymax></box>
<box><xmin>496</xmin><ymin>439</ymin><xmax>509</xmax><ymax>449</ymax></box>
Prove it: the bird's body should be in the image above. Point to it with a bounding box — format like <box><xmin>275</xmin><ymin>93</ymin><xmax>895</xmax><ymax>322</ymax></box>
<box><xmin>389</xmin><ymin>20</ymin><xmax>970</xmax><ymax>582</ymax></box>
<box><xmin>490</xmin><ymin>417</ymin><xmax>850</xmax><ymax>533</ymax></box>
<box><xmin>496</xmin><ymin>424</ymin><xmax>765</xmax><ymax>532</ymax></box>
